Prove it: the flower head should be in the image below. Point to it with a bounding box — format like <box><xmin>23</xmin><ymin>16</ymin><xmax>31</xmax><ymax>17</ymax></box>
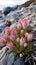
<box><xmin>11</xmin><ymin>29</ymin><xmax>17</xmax><ymax>35</ymax></box>
<box><xmin>6</xmin><ymin>41</ymin><xmax>13</xmax><ymax>48</ymax></box>
<box><xmin>21</xmin><ymin>30</ymin><xmax>24</xmax><ymax>33</ymax></box>
<box><xmin>29</xmin><ymin>33</ymin><xmax>33</xmax><ymax>39</ymax></box>
<box><xmin>25</xmin><ymin>32</ymin><xmax>29</xmax><ymax>37</ymax></box>
<box><xmin>24</xmin><ymin>43</ymin><xmax>27</xmax><ymax>47</ymax></box>
<box><xmin>2</xmin><ymin>33</ymin><xmax>8</xmax><ymax>39</ymax></box>
<box><xmin>16</xmin><ymin>38</ymin><xmax>20</xmax><ymax>42</ymax></box>
<box><xmin>0</xmin><ymin>38</ymin><xmax>4</xmax><ymax>43</ymax></box>
<box><xmin>4</xmin><ymin>26</ymin><xmax>10</xmax><ymax>33</ymax></box>
<box><xmin>10</xmin><ymin>29</ymin><xmax>17</xmax><ymax>39</ymax></box>
<box><xmin>14</xmin><ymin>22</ymin><xmax>17</xmax><ymax>27</ymax></box>
<box><xmin>27</xmin><ymin>33</ymin><xmax>33</xmax><ymax>41</ymax></box>
<box><xmin>19</xmin><ymin>18</ymin><xmax>30</xmax><ymax>27</ymax></box>
<box><xmin>20</xmin><ymin>37</ymin><xmax>26</xmax><ymax>45</ymax></box>
<box><xmin>10</xmin><ymin>22</ymin><xmax>17</xmax><ymax>29</ymax></box>
<box><xmin>17</xmin><ymin>22</ymin><xmax>21</xmax><ymax>29</ymax></box>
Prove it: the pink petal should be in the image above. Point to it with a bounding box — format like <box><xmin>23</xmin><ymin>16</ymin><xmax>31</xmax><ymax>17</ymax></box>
<box><xmin>29</xmin><ymin>33</ymin><xmax>33</xmax><ymax>38</ymax></box>
<box><xmin>4</xmin><ymin>26</ymin><xmax>10</xmax><ymax>32</ymax></box>
<box><xmin>0</xmin><ymin>38</ymin><xmax>4</xmax><ymax>43</ymax></box>
<box><xmin>24</xmin><ymin>43</ymin><xmax>27</xmax><ymax>47</ymax></box>
<box><xmin>19</xmin><ymin>18</ymin><xmax>29</xmax><ymax>25</ymax></box>
<box><xmin>6</xmin><ymin>41</ymin><xmax>13</xmax><ymax>48</ymax></box>
<box><xmin>20</xmin><ymin>37</ymin><xmax>26</xmax><ymax>44</ymax></box>
<box><xmin>2</xmin><ymin>34</ymin><xmax>8</xmax><ymax>39</ymax></box>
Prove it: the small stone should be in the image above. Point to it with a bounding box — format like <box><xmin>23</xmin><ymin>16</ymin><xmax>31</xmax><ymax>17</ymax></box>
<box><xmin>20</xmin><ymin>54</ymin><xmax>23</xmax><ymax>57</ymax></box>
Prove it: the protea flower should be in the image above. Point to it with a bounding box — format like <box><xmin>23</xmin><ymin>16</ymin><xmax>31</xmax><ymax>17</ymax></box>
<box><xmin>20</xmin><ymin>37</ymin><xmax>26</xmax><ymax>45</ymax></box>
<box><xmin>25</xmin><ymin>32</ymin><xmax>29</xmax><ymax>37</ymax></box>
<box><xmin>16</xmin><ymin>37</ymin><xmax>20</xmax><ymax>42</ymax></box>
<box><xmin>17</xmin><ymin>22</ymin><xmax>21</xmax><ymax>29</ymax></box>
<box><xmin>2</xmin><ymin>33</ymin><xmax>8</xmax><ymax>40</ymax></box>
<box><xmin>10</xmin><ymin>29</ymin><xmax>17</xmax><ymax>40</ymax></box>
<box><xmin>24</xmin><ymin>43</ymin><xmax>27</xmax><ymax>47</ymax></box>
<box><xmin>19</xmin><ymin>18</ymin><xmax>30</xmax><ymax>28</ymax></box>
<box><xmin>4</xmin><ymin>26</ymin><xmax>10</xmax><ymax>33</ymax></box>
<box><xmin>0</xmin><ymin>38</ymin><xmax>4</xmax><ymax>43</ymax></box>
<box><xmin>10</xmin><ymin>22</ymin><xmax>17</xmax><ymax>29</ymax></box>
<box><xmin>27</xmin><ymin>33</ymin><xmax>33</xmax><ymax>41</ymax></box>
<box><xmin>6</xmin><ymin>41</ymin><xmax>13</xmax><ymax>48</ymax></box>
<box><xmin>21</xmin><ymin>30</ymin><xmax>24</xmax><ymax>33</ymax></box>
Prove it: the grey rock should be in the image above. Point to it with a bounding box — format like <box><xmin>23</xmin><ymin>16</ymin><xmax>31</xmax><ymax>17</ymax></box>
<box><xmin>0</xmin><ymin>47</ymin><xmax>15</xmax><ymax>65</ymax></box>
<box><xmin>14</xmin><ymin>56</ymin><xmax>25</xmax><ymax>65</ymax></box>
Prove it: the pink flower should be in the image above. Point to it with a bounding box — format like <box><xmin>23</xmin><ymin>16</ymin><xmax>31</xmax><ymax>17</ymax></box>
<box><xmin>16</xmin><ymin>38</ymin><xmax>20</xmax><ymax>42</ymax></box>
<box><xmin>10</xmin><ymin>33</ymin><xmax>16</xmax><ymax>40</ymax></box>
<box><xmin>10</xmin><ymin>29</ymin><xmax>17</xmax><ymax>39</ymax></box>
<box><xmin>19</xmin><ymin>18</ymin><xmax>29</xmax><ymax>27</ymax></box>
<box><xmin>19</xmin><ymin>17</ymin><xmax>25</xmax><ymax>23</ymax></box>
<box><xmin>10</xmin><ymin>32</ymin><xmax>15</xmax><ymax>39</ymax></box>
<box><xmin>25</xmin><ymin>32</ymin><xmax>29</xmax><ymax>37</ymax></box>
<box><xmin>4</xmin><ymin>26</ymin><xmax>10</xmax><ymax>33</ymax></box>
<box><xmin>19</xmin><ymin>18</ymin><xmax>29</xmax><ymax>24</ymax></box>
<box><xmin>0</xmin><ymin>38</ymin><xmax>4</xmax><ymax>43</ymax></box>
<box><xmin>17</xmin><ymin>22</ymin><xmax>21</xmax><ymax>29</ymax></box>
<box><xmin>6</xmin><ymin>41</ymin><xmax>13</xmax><ymax>48</ymax></box>
<box><xmin>21</xmin><ymin>30</ymin><xmax>24</xmax><ymax>33</ymax></box>
<box><xmin>2</xmin><ymin>34</ymin><xmax>8</xmax><ymax>39</ymax></box>
<box><xmin>10</xmin><ymin>22</ymin><xmax>17</xmax><ymax>29</ymax></box>
<box><xmin>14</xmin><ymin>22</ymin><xmax>17</xmax><ymax>27</ymax></box>
<box><xmin>0</xmin><ymin>34</ymin><xmax>8</xmax><ymax>43</ymax></box>
<box><xmin>11</xmin><ymin>29</ymin><xmax>17</xmax><ymax>35</ymax></box>
<box><xmin>29</xmin><ymin>33</ymin><xmax>33</xmax><ymax>39</ymax></box>
<box><xmin>24</xmin><ymin>43</ymin><xmax>27</xmax><ymax>47</ymax></box>
<box><xmin>20</xmin><ymin>37</ymin><xmax>26</xmax><ymax>45</ymax></box>
<box><xmin>27</xmin><ymin>33</ymin><xmax>33</xmax><ymax>41</ymax></box>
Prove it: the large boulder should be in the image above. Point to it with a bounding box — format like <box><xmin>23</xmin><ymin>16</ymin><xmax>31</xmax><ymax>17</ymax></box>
<box><xmin>3</xmin><ymin>7</ymin><xmax>13</xmax><ymax>16</ymax></box>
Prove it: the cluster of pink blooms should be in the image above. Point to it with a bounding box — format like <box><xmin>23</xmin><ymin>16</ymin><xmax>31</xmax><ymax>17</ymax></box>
<box><xmin>0</xmin><ymin>18</ymin><xmax>33</xmax><ymax>48</ymax></box>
